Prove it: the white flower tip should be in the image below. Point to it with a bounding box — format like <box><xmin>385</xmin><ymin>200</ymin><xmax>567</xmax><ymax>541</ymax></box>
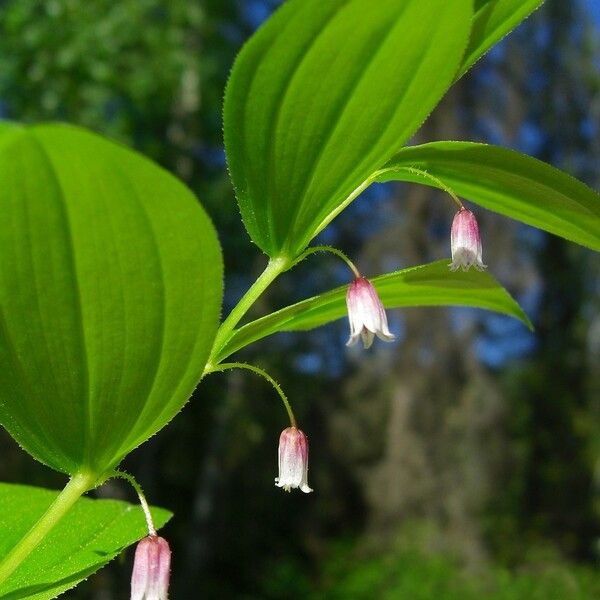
<box><xmin>376</xmin><ymin>331</ymin><xmax>395</xmax><ymax>343</ymax></box>
<box><xmin>275</xmin><ymin>478</ymin><xmax>291</xmax><ymax>492</ymax></box>
<box><xmin>275</xmin><ymin>478</ymin><xmax>314</xmax><ymax>494</ymax></box>
<box><xmin>448</xmin><ymin>252</ymin><xmax>487</xmax><ymax>272</ymax></box>
<box><xmin>346</xmin><ymin>334</ymin><xmax>359</xmax><ymax>347</ymax></box>
<box><xmin>361</xmin><ymin>330</ymin><xmax>374</xmax><ymax>349</ymax></box>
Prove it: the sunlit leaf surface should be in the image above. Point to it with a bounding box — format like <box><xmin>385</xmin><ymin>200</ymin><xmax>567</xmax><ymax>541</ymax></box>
<box><xmin>224</xmin><ymin>0</ymin><xmax>473</xmax><ymax>257</ymax></box>
<box><xmin>457</xmin><ymin>0</ymin><xmax>545</xmax><ymax>78</ymax></box>
<box><xmin>376</xmin><ymin>142</ymin><xmax>600</xmax><ymax>251</ymax></box>
<box><xmin>0</xmin><ymin>123</ymin><xmax>223</xmax><ymax>477</ymax></box>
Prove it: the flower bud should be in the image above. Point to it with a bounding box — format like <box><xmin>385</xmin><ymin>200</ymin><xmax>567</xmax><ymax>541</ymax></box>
<box><xmin>275</xmin><ymin>427</ymin><xmax>313</xmax><ymax>493</ymax></box>
<box><xmin>449</xmin><ymin>208</ymin><xmax>486</xmax><ymax>271</ymax></box>
<box><xmin>131</xmin><ymin>535</ymin><xmax>171</xmax><ymax>600</ymax></box>
<box><xmin>346</xmin><ymin>276</ymin><xmax>395</xmax><ymax>349</ymax></box>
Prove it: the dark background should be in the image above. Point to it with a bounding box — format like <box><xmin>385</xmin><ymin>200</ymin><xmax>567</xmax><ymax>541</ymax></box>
<box><xmin>0</xmin><ymin>1</ymin><xmax>598</xmax><ymax>597</ymax></box>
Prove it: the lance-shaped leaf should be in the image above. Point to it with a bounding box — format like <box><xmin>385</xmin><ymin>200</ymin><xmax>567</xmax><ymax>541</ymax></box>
<box><xmin>457</xmin><ymin>0</ymin><xmax>544</xmax><ymax>79</ymax></box>
<box><xmin>215</xmin><ymin>260</ymin><xmax>532</xmax><ymax>362</ymax></box>
<box><xmin>224</xmin><ymin>0</ymin><xmax>473</xmax><ymax>258</ymax></box>
<box><xmin>0</xmin><ymin>482</ymin><xmax>170</xmax><ymax>599</ymax></box>
<box><xmin>0</xmin><ymin>123</ymin><xmax>223</xmax><ymax>477</ymax></box>
<box><xmin>374</xmin><ymin>142</ymin><xmax>600</xmax><ymax>251</ymax></box>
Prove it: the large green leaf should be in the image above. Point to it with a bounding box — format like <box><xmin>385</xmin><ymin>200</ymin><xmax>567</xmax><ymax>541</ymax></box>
<box><xmin>0</xmin><ymin>482</ymin><xmax>171</xmax><ymax>599</ymax></box>
<box><xmin>224</xmin><ymin>0</ymin><xmax>473</xmax><ymax>258</ymax></box>
<box><xmin>215</xmin><ymin>260</ymin><xmax>532</xmax><ymax>362</ymax></box>
<box><xmin>374</xmin><ymin>142</ymin><xmax>600</xmax><ymax>251</ymax></box>
<box><xmin>0</xmin><ymin>123</ymin><xmax>223</xmax><ymax>477</ymax></box>
<box><xmin>457</xmin><ymin>0</ymin><xmax>544</xmax><ymax>79</ymax></box>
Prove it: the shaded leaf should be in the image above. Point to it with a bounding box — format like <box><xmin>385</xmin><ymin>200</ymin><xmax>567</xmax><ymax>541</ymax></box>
<box><xmin>0</xmin><ymin>123</ymin><xmax>223</xmax><ymax>477</ymax></box>
<box><xmin>457</xmin><ymin>0</ymin><xmax>544</xmax><ymax>79</ymax></box>
<box><xmin>375</xmin><ymin>142</ymin><xmax>600</xmax><ymax>251</ymax></box>
<box><xmin>0</xmin><ymin>482</ymin><xmax>170</xmax><ymax>599</ymax></box>
<box><xmin>224</xmin><ymin>0</ymin><xmax>473</xmax><ymax>257</ymax></box>
<box><xmin>216</xmin><ymin>260</ymin><xmax>532</xmax><ymax>362</ymax></box>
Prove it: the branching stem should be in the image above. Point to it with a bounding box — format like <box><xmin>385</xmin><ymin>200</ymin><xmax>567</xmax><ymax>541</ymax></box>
<box><xmin>112</xmin><ymin>470</ymin><xmax>156</xmax><ymax>536</ymax></box>
<box><xmin>209</xmin><ymin>256</ymin><xmax>290</xmax><ymax>366</ymax></box>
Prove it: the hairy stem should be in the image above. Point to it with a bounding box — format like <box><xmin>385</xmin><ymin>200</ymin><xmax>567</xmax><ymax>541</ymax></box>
<box><xmin>0</xmin><ymin>471</ymin><xmax>95</xmax><ymax>585</ymax></box>
<box><xmin>293</xmin><ymin>245</ymin><xmax>360</xmax><ymax>278</ymax></box>
<box><xmin>209</xmin><ymin>256</ymin><xmax>290</xmax><ymax>366</ymax></box>
<box><xmin>381</xmin><ymin>165</ymin><xmax>464</xmax><ymax>210</ymax></box>
<box><xmin>206</xmin><ymin>362</ymin><xmax>296</xmax><ymax>427</ymax></box>
<box><xmin>112</xmin><ymin>470</ymin><xmax>156</xmax><ymax>536</ymax></box>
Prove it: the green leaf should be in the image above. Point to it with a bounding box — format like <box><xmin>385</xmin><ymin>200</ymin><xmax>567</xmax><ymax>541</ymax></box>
<box><xmin>0</xmin><ymin>482</ymin><xmax>171</xmax><ymax>599</ymax></box>
<box><xmin>375</xmin><ymin>142</ymin><xmax>600</xmax><ymax>251</ymax></box>
<box><xmin>457</xmin><ymin>0</ymin><xmax>544</xmax><ymax>79</ymax></box>
<box><xmin>216</xmin><ymin>260</ymin><xmax>532</xmax><ymax>362</ymax></box>
<box><xmin>0</xmin><ymin>123</ymin><xmax>223</xmax><ymax>477</ymax></box>
<box><xmin>0</xmin><ymin>120</ymin><xmax>19</xmax><ymax>135</ymax></box>
<box><xmin>224</xmin><ymin>0</ymin><xmax>473</xmax><ymax>258</ymax></box>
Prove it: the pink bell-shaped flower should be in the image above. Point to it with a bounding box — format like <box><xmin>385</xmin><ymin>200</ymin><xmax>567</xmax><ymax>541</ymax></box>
<box><xmin>275</xmin><ymin>426</ymin><xmax>313</xmax><ymax>493</ymax></box>
<box><xmin>346</xmin><ymin>276</ymin><xmax>395</xmax><ymax>349</ymax></box>
<box><xmin>449</xmin><ymin>208</ymin><xmax>486</xmax><ymax>271</ymax></box>
<box><xmin>131</xmin><ymin>535</ymin><xmax>171</xmax><ymax>600</ymax></box>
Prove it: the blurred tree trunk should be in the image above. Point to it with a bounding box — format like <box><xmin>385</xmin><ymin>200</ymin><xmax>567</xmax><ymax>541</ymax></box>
<box><xmin>503</xmin><ymin>0</ymin><xmax>599</xmax><ymax>559</ymax></box>
<box><xmin>328</xmin><ymin>84</ymin><xmax>522</xmax><ymax>566</ymax></box>
<box><xmin>327</xmin><ymin>0</ymin><xmax>599</xmax><ymax>568</ymax></box>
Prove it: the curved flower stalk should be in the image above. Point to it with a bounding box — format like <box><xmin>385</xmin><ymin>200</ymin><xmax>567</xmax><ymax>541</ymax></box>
<box><xmin>204</xmin><ymin>362</ymin><xmax>312</xmax><ymax>493</ymax></box>
<box><xmin>111</xmin><ymin>471</ymin><xmax>173</xmax><ymax>600</ymax></box>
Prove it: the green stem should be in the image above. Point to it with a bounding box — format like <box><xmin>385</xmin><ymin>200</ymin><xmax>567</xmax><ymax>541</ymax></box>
<box><xmin>293</xmin><ymin>245</ymin><xmax>360</xmax><ymax>278</ymax></box>
<box><xmin>206</xmin><ymin>362</ymin><xmax>296</xmax><ymax>427</ymax></box>
<box><xmin>0</xmin><ymin>471</ymin><xmax>95</xmax><ymax>584</ymax></box>
<box><xmin>379</xmin><ymin>166</ymin><xmax>464</xmax><ymax>210</ymax></box>
<box><xmin>310</xmin><ymin>174</ymin><xmax>377</xmax><ymax>244</ymax></box>
<box><xmin>209</xmin><ymin>256</ymin><xmax>290</xmax><ymax>366</ymax></box>
<box><xmin>112</xmin><ymin>470</ymin><xmax>155</xmax><ymax>536</ymax></box>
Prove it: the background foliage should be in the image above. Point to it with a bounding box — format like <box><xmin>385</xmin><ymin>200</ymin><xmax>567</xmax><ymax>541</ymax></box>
<box><xmin>0</xmin><ymin>0</ymin><xmax>598</xmax><ymax>597</ymax></box>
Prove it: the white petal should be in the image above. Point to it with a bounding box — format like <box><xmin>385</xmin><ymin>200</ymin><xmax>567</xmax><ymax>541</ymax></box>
<box><xmin>361</xmin><ymin>329</ymin><xmax>374</xmax><ymax>349</ymax></box>
<box><xmin>375</xmin><ymin>329</ymin><xmax>395</xmax><ymax>342</ymax></box>
<box><xmin>346</xmin><ymin>332</ymin><xmax>360</xmax><ymax>347</ymax></box>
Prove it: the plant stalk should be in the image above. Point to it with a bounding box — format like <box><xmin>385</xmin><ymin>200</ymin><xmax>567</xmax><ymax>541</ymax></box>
<box><xmin>206</xmin><ymin>362</ymin><xmax>297</xmax><ymax>427</ymax></box>
<box><xmin>0</xmin><ymin>471</ymin><xmax>95</xmax><ymax>585</ymax></box>
<box><xmin>293</xmin><ymin>245</ymin><xmax>361</xmax><ymax>278</ymax></box>
<box><xmin>112</xmin><ymin>470</ymin><xmax>156</xmax><ymax>536</ymax></box>
<box><xmin>209</xmin><ymin>256</ymin><xmax>290</xmax><ymax>365</ymax></box>
<box><xmin>377</xmin><ymin>165</ymin><xmax>464</xmax><ymax>210</ymax></box>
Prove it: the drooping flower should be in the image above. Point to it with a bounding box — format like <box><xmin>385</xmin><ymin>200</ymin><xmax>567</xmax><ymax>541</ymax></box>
<box><xmin>449</xmin><ymin>208</ymin><xmax>486</xmax><ymax>271</ymax></box>
<box><xmin>275</xmin><ymin>426</ymin><xmax>313</xmax><ymax>493</ymax></box>
<box><xmin>131</xmin><ymin>535</ymin><xmax>171</xmax><ymax>600</ymax></box>
<box><xmin>346</xmin><ymin>276</ymin><xmax>395</xmax><ymax>349</ymax></box>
